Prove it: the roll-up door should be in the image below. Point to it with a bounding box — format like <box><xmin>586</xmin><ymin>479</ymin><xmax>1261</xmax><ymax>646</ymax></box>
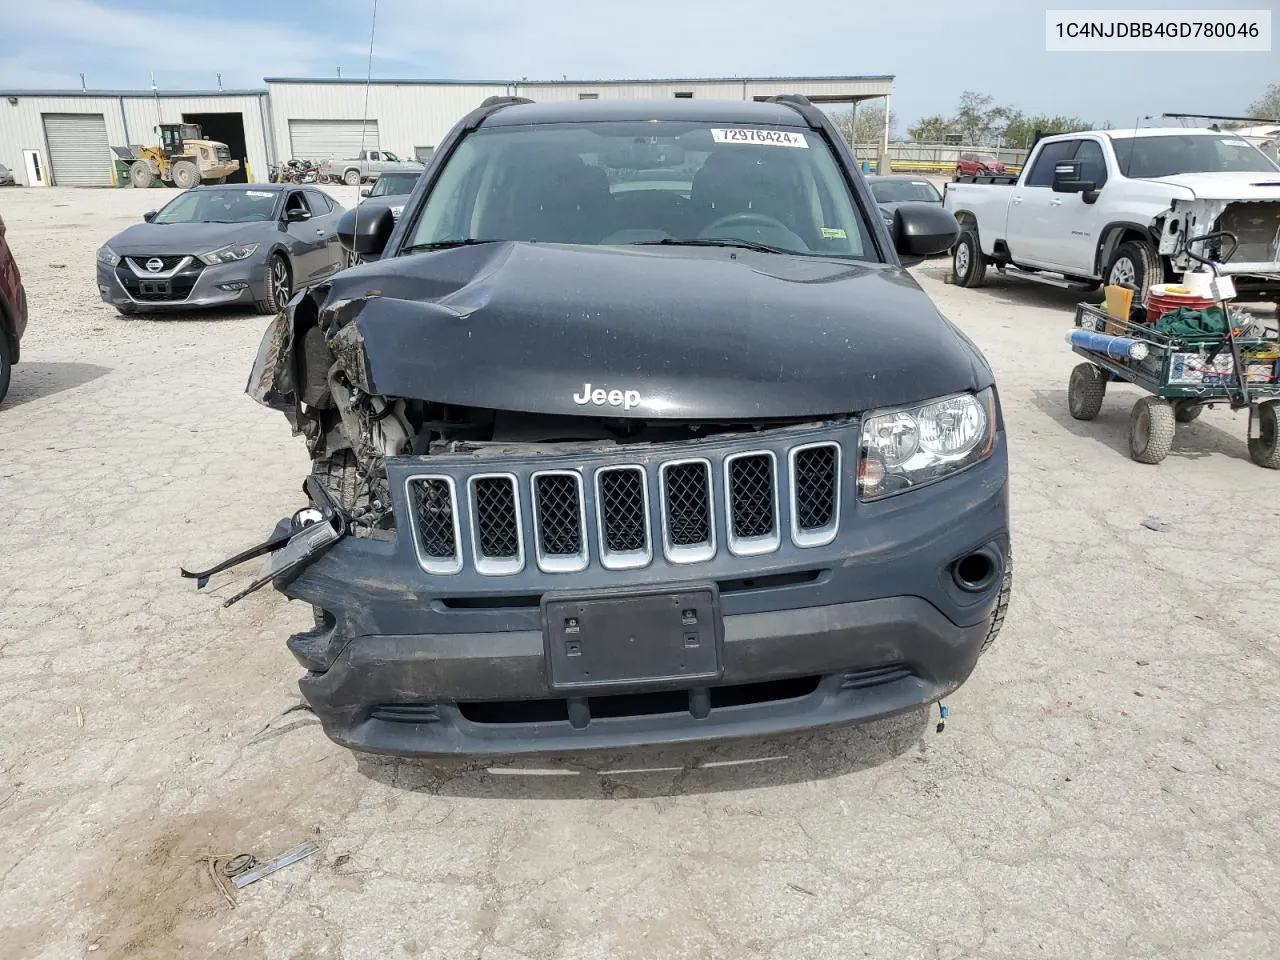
<box><xmin>287</xmin><ymin>120</ymin><xmax>380</xmax><ymax>161</ymax></box>
<box><xmin>42</xmin><ymin>113</ymin><xmax>112</xmax><ymax>186</ymax></box>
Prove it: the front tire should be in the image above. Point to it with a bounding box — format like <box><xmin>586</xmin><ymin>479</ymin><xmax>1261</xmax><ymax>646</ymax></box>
<box><xmin>1129</xmin><ymin>396</ymin><xmax>1175</xmax><ymax>464</ymax></box>
<box><xmin>980</xmin><ymin>548</ymin><xmax>1013</xmax><ymax>655</ymax></box>
<box><xmin>171</xmin><ymin>160</ymin><xmax>198</xmax><ymax>190</ymax></box>
<box><xmin>1107</xmin><ymin>239</ymin><xmax>1160</xmax><ymax>305</ymax></box>
<box><xmin>343</xmin><ymin>168</ymin><xmax>361</xmax><ymax>186</ymax></box>
<box><xmin>952</xmin><ymin>228</ymin><xmax>987</xmax><ymax>288</ymax></box>
<box><xmin>1248</xmin><ymin>400</ymin><xmax>1280</xmax><ymax>469</ymax></box>
<box><xmin>1068</xmin><ymin>363</ymin><xmax>1108</xmax><ymax>420</ymax></box>
<box><xmin>254</xmin><ymin>254</ymin><xmax>292</xmax><ymax>315</ymax></box>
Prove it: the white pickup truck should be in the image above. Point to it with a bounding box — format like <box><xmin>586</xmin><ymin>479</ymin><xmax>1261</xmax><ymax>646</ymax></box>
<box><xmin>942</xmin><ymin>127</ymin><xmax>1280</xmax><ymax>304</ymax></box>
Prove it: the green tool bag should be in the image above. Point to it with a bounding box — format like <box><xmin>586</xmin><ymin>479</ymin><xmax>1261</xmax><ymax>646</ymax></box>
<box><xmin>1154</xmin><ymin>305</ymin><xmax>1229</xmax><ymax>338</ymax></box>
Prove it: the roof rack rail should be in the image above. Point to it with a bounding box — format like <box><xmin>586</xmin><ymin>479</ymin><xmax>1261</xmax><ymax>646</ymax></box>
<box><xmin>765</xmin><ymin>94</ymin><xmax>826</xmax><ymax>131</ymax></box>
<box><xmin>462</xmin><ymin>96</ymin><xmax>535</xmax><ymax>131</ymax></box>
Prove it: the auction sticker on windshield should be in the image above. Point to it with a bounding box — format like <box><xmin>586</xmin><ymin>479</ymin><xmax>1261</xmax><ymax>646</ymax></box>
<box><xmin>712</xmin><ymin>128</ymin><xmax>809</xmax><ymax>148</ymax></box>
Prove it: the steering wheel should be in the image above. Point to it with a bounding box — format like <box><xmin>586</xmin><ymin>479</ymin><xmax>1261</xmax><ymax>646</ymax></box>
<box><xmin>701</xmin><ymin>211</ymin><xmax>791</xmax><ymax>235</ymax></box>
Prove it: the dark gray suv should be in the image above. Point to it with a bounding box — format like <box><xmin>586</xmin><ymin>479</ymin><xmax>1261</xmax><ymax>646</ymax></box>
<box><xmin>217</xmin><ymin>95</ymin><xmax>1010</xmax><ymax>757</ymax></box>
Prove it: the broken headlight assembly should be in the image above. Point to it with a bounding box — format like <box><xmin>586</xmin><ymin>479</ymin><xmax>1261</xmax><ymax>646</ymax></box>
<box><xmin>857</xmin><ymin>387</ymin><xmax>997</xmax><ymax>501</ymax></box>
<box><xmin>199</xmin><ymin>243</ymin><xmax>259</xmax><ymax>265</ymax></box>
<box><xmin>96</xmin><ymin>245</ymin><xmax>120</xmax><ymax>267</ymax></box>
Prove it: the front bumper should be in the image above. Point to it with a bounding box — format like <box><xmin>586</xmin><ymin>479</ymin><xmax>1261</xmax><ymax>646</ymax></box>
<box><xmin>96</xmin><ymin>259</ymin><xmax>267</xmax><ymax>311</ymax></box>
<box><xmin>274</xmin><ymin>429</ymin><xmax>1010</xmax><ymax>758</ymax></box>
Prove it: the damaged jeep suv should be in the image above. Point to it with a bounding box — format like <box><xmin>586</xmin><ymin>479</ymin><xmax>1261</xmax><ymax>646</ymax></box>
<box><xmin>241</xmin><ymin>95</ymin><xmax>1011</xmax><ymax>757</ymax></box>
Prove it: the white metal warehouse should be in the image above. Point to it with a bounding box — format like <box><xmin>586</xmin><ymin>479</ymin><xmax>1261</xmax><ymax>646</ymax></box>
<box><xmin>0</xmin><ymin>75</ymin><xmax>892</xmax><ymax>186</ymax></box>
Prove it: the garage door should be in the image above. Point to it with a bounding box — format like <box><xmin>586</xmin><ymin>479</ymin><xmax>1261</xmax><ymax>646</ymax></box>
<box><xmin>42</xmin><ymin>113</ymin><xmax>112</xmax><ymax>186</ymax></box>
<box><xmin>288</xmin><ymin>120</ymin><xmax>380</xmax><ymax>161</ymax></box>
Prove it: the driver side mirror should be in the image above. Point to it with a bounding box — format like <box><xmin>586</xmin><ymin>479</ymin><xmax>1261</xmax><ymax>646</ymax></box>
<box><xmin>360</xmin><ymin>187</ymin><xmax>371</xmax><ymax>198</ymax></box>
<box><xmin>143</xmin><ymin>210</ymin><xmax>157</xmax><ymax>223</ymax></box>
<box><xmin>285</xmin><ymin>207</ymin><xmax>311</xmax><ymax>223</ymax></box>
<box><xmin>337</xmin><ymin>205</ymin><xmax>397</xmax><ymax>260</ymax></box>
<box><xmin>1052</xmin><ymin>160</ymin><xmax>1096</xmax><ymax>194</ymax></box>
<box><xmin>891</xmin><ymin>203</ymin><xmax>960</xmax><ymax>266</ymax></box>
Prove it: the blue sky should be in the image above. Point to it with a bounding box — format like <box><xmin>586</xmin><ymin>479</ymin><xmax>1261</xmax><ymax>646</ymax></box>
<box><xmin>0</xmin><ymin>0</ymin><xmax>1273</xmax><ymax>130</ymax></box>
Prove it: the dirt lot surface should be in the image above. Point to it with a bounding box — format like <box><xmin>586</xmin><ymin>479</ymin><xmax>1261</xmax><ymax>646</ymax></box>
<box><xmin>2</xmin><ymin>185</ymin><xmax>1279</xmax><ymax>960</ymax></box>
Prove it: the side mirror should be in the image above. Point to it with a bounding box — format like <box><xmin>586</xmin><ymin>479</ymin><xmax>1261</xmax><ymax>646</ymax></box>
<box><xmin>360</xmin><ymin>187</ymin><xmax>371</xmax><ymax>198</ymax></box>
<box><xmin>285</xmin><ymin>207</ymin><xmax>311</xmax><ymax>223</ymax></box>
<box><xmin>892</xmin><ymin>203</ymin><xmax>960</xmax><ymax>265</ymax></box>
<box><xmin>1052</xmin><ymin>160</ymin><xmax>1096</xmax><ymax>195</ymax></box>
<box><xmin>143</xmin><ymin>210</ymin><xmax>157</xmax><ymax>222</ymax></box>
<box><xmin>337</xmin><ymin>205</ymin><xmax>397</xmax><ymax>259</ymax></box>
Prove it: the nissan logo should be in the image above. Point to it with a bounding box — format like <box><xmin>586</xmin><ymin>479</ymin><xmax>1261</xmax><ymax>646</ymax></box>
<box><xmin>145</xmin><ymin>258</ymin><xmax>164</xmax><ymax>273</ymax></box>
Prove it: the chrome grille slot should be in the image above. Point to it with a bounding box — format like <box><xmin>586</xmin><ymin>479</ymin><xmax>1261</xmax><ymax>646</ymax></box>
<box><xmin>660</xmin><ymin>459</ymin><xmax>714</xmax><ymax>564</ymax></box>
<box><xmin>405</xmin><ymin>429</ymin><xmax>848</xmax><ymax>576</ymax></box>
<box><xmin>532</xmin><ymin>470</ymin><xmax>588</xmax><ymax>573</ymax></box>
<box><xmin>468</xmin><ymin>474</ymin><xmax>524</xmax><ymax>575</ymax></box>
<box><xmin>596</xmin><ymin>466</ymin><xmax>651</xmax><ymax>569</ymax></box>
<box><xmin>407</xmin><ymin>476</ymin><xmax>462</xmax><ymax>575</ymax></box>
<box><xmin>725</xmin><ymin>451</ymin><xmax>780</xmax><ymax>555</ymax></box>
<box><xmin>790</xmin><ymin>442</ymin><xmax>840</xmax><ymax>547</ymax></box>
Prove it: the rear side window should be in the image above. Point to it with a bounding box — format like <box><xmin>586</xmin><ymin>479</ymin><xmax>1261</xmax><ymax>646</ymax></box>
<box><xmin>305</xmin><ymin>191</ymin><xmax>331</xmax><ymax>216</ymax></box>
<box><xmin>1025</xmin><ymin>140</ymin><xmax>1080</xmax><ymax>187</ymax></box>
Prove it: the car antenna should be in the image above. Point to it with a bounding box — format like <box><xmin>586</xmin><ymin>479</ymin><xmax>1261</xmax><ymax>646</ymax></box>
<box><xmin>1120</xmin><ymin>115</ymin><xmax>1140</xmax><ymax>177</ymax></box>
<box><xmin>350</xmin><ymin>0</ymin><xmax>380</xmax><ymax>258</ymax></box>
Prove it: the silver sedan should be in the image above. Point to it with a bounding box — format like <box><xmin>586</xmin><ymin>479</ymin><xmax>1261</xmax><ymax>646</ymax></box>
<box><xmin>95</xmin><ymin>184</ymin><xmax>352</xmax><ymax>315</ymax></box>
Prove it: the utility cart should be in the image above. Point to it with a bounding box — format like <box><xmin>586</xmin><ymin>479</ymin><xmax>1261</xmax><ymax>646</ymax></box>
<box><xmin>1065</xmin><ymin>232</ymin><xmax>1280</xmax><ymax>468</ymax></box>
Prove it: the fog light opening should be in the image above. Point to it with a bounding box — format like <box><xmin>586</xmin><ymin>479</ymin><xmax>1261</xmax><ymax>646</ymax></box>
<box><xmin>218</xmin><ymin>281</ymin><xmax>249</xmax><ymax>292</ymax></box>
<box><xmin>953</xmin><ymin>550</ymin><xmax>997</xmax><ymax>592</ymax></box>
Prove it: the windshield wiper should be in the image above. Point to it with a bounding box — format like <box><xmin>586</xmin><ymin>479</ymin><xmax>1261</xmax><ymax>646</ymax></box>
<box><xmin>402</xmin><ymin>239</ymin><xmax>502</xmax><ymax>253</ymax></box>
<box><xmin>628</xmin><ymin>237</ymin><xmax>795</xmax><ymax>255</ymax></box>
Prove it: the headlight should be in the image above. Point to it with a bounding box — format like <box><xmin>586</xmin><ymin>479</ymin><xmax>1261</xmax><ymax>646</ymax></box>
<box><xmin>857</xmin><ymin>387</ymin><xmax>997</xmax><ymax>500</ymax></box>
<box><xmin>97</xmin><ymin>245</ymin><xmax>120</xmax><ymax>267</ymax></box>
<box><xmin>198</xmin><ymin>243</ymin><xmax>259</xmax><ymax>265</ymax></box>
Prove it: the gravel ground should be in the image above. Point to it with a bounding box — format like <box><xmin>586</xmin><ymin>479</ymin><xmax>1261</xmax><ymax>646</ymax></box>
<box><xmin>2</xmin><ymin>185</ymin><xmax>1279</xmax><ymax>960</ymax></box>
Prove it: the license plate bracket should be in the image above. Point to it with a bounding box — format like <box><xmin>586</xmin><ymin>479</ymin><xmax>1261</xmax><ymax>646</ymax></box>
<box><xmin>542</xmin><ymin>584</ymin><xmax>723</xmax><ymax>691</ymax></box>
<box><xmin>139</xmin><ymin>280</ymin><xmax>171</xmax><ymax>297</ymax></box>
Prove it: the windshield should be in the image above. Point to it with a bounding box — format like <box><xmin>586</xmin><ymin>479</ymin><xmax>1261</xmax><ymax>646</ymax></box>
<box><xmin>870</xmin><ymin>179</ymin><xmax>941</xmax><ymax>203</ymax></box>
<box><xmin>404</xmin><ymin>120</ymin><xmax>875</xmax><ymax>259</ymax></box>
<box><xmin>153</xmin><ymin>189</ymin><xmax>280</xmax><ymax>224</ymax></box>
<box><xmin>370</xmin><ymin>172</ymin><xmax>421</xmax><ymax>197</ymax></box>
<box><xmin>1111</xmin><ymin>134</ymin><xmax>1280</xmax><ymax>178</ymax></box>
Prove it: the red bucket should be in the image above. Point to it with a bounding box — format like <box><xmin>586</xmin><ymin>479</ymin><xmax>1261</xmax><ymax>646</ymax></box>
<box><xmin>1146</xmin><ymin>284</ymin><xmax>1217</xmax><ymax>324</ymax></box>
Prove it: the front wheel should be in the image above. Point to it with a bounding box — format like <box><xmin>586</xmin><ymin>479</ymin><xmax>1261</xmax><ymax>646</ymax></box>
<box><xmin>171</xmin><ymin>159</ymin><xmax>198</xmax><ymax>190</ymax></box>
<box><xmin>952</xmin><ymin>228</ymin><xmax>987</xmax><ymax>288</ymax></box>
<box><xmin>255</xmin><ymin>254</ymin><xmax>292</xmax><ymax>315</ymax></box>
<box><xmin>1107</xmin><ymin>239</ymin><xmax>1160</xmax><ymax>305</ymax></box>
<box><xmin>1129</xmin><ymin>396</ymin><xmax>1175</xmax><ymax>464</ymax></box>
<box><xmin>1248</xmin><ymin>400</ymin><xmax>1280</xmax><ymax>469</ymax></box>
<box><xmin>1068</xmin><ymin>363</ymin><xmax>1107</xmax><ymax>420</ymax></box>
<box><xmin>343</xmin><ymin>169</ymin><xmax>361</xmax><ymax>186</ymax></box>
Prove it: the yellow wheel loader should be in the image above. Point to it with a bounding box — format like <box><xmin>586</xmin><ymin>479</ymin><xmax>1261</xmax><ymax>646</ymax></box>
<box><xmin>122</xmin><ymin>123</ymin><xmax>240</xmax><ymax>189</ymax></box>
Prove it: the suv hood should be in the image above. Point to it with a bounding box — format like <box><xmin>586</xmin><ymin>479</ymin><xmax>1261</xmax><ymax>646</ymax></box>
<box><xmin>1142</xmin><ymin>171</ymin><xmax>1280</xmax><ymax>200</ymax></box>
<box><xmin>298</xmin><ymin>242</ymin><xmax>990</xmax><ymax>420</ymax></box>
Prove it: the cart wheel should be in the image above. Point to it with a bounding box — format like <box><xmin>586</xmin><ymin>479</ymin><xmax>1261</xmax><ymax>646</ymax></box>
<box><xmin>1068</xmin><ymin>363</ymin><xmax>1108</xmax><ymax>420</ymax></box>
<box><xmin>1247</xmin><ymin>400</ymin><xmax>1280</xmax><ymax>469</ymax></box>
<box><xmin>1173</xmin><ymin>400</ymin><xmax>1203</xmax><ymax>424</ymax></box>
<box><xmin>1129</xmin><ymin>397</ymin><xmax>1175</xmax><ymax>464</ymax></box>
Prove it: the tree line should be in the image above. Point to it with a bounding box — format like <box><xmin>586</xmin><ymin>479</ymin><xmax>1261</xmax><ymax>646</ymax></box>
<box><xmin>828</xmin><ymin>83</ymin><xmax>1278</xmax><ymax>150</ymax></box>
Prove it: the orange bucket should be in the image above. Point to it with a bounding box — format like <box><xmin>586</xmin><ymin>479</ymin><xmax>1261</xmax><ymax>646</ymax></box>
<box><xmin>1146</xmin><ymin>284</ymin><xmax>1217</xmax><ymax>324</ymax></box>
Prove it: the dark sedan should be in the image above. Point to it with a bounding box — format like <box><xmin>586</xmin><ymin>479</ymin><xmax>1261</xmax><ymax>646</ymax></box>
<box><xmin>96</xmin><ymin>184</ymin><xmax>349</xmax><ymax>315</ymax></box>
